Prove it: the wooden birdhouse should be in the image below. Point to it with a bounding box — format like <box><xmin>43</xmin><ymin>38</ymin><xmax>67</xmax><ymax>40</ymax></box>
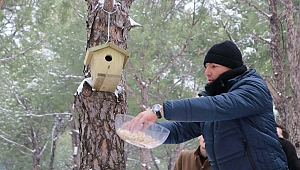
<box><xmin>84</xmin><ymin>42</ymin><xmax>130</xmax><ymax>92</ymax></box>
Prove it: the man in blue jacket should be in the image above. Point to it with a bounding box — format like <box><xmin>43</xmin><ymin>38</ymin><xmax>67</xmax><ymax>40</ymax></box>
<box><xmin>132</xmin><ymin>40</ymin><xmax>288</xmax><ymax>170</ymax></box>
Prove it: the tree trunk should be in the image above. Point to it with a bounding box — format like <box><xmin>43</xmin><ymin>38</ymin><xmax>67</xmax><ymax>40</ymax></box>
<box><xmin>74</xmin><ymin>0</ymin><xmax>133</xmax><ymax>169</ymax></box>
<box><xmin>268</xmin><ymin>0</ymin><xmax>300</xmax><ymax>155</ymax></box>
<box><xmin>284</xmin><ymin>0</ymin><xmax>300</xmax><ymax>154</ymax></box>
<box><xmin>268</xmin><ymin>0</ymin><xmax>290</xmax><ymax>126</ymax></box>
<box><xmin>70</xmin><ymin>107</ymin><xmax>80</xmax><ymax>170</ymax></box>
<box><xmin>293</xmin><ymin>0</ymin><xmax>300</xmax><ymax>154</ymax></box>
<box><xmin>30</xmin><ymin>127</ymin><xmax>41</xmax><ymax>170</ymax></box>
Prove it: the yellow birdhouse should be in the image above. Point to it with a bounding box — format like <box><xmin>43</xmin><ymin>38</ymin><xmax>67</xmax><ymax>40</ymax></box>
<box><xmin>84</xmin><ymin>42</ymin><xmax>130</xmax><ymax>92</ymax></box>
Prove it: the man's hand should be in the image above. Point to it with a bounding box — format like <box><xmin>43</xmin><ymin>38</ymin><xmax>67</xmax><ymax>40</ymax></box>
<box><xmin>129</xmin><ymin>110</ymin><xmax>158</xmax><ymax>132</ymax></box>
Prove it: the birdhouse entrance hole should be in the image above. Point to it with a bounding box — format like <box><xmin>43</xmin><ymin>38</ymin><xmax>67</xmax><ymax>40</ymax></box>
<box><xmin>105</xmin><ymin>55</ymin><xmax>112</xmax><ymax>62</ymax></box>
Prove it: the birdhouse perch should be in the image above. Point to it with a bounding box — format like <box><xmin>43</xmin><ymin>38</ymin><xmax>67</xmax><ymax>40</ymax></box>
<box><xmin>84</xmin><ymin>42</ymin><xmax>130</xmax><ymax>92</ymax></box>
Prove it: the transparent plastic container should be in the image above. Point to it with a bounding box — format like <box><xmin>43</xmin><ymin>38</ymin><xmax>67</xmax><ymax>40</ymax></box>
<box><xmin>115</xmin><ymin>114</ymin><xmax>170</xmax><ymax>149</ymax></box>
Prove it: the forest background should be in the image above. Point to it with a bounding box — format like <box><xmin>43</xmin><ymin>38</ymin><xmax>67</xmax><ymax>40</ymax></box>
<box><xmin>0</xmin><ymin>0</ymin><xmax>299</xmax><ymax>169</ymax></box>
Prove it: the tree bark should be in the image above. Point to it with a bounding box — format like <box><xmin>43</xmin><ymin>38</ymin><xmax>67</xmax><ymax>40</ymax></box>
<box><xmin>268</xmin><ymin>0</ymin><xmax>290</xmax><ymax>126</ymax></box>
<box><xmin>74</xmin><ymin>0</ymin><xmax>133</xmax><ymax>169</ymax></box>
<box><xmin>283</xmin><ymin>0</ymin><xmax>300</xmax><ymax>153</ymax></box>
<box><xmin>30</xmin><ymin>127</ymin><xmax>41</xmax><ymax>170</ymax></box>
<box><xmin>245</xmin><ymin>0</ymin><xmax>300</xmax><ymax>156</ymax></box>
<box><xmin>70</xmin><ymin>107</ymin><xmax>80</xmax><ymax>170</ymax></box>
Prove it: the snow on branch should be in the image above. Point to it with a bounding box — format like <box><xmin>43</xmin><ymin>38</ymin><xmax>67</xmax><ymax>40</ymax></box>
<box><xmin>15</xmin><ymin>93</ymin><xmax>28</xmax><ymax>110</ymax></box>
<box><xmin>48</xmin><ymin>72</ymin><xmax>83</xmax><ymax>79</ymax></box>
<box><xmin>76</xmin><ymin>77</ymin><xmax>93</xmax><ymax>94</ymax></box>
<box><xmin>40</xmin><ymin>141</ymin><xmax>48</xmax><ymax>157</ymax></box>
<box><xmin>251</xmin><ymin>32</ymin><xmax>271</xmax><ymax>45</ymax></box>
<box><xmin>0</xmin><ymin>135</ymin><xmax>34</xmax><ymax>153</ymax></box>
<box><xmin>129</xmin><ymin>16</ymin><xmax>142</xmax><ymax>27</ymax></box>
<box><xmin>25</xmin><ymin>112</ymin><xmax>72</xmax><ymax>117</ymax></box>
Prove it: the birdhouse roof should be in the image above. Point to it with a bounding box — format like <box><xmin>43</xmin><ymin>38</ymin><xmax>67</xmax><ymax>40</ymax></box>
<box><xmin>84</xmin><ymin>42</ymin><xmax>130</xmax><ymax>67</ymax></box>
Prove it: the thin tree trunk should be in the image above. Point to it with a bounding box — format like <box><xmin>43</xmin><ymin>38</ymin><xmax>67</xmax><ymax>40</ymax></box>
<box><xmin>30</xmin><ymin>127</ymin><xmax>41</xmax><ymax>170</ymax></box>
<box><xmin>70</xmin><ymin>107</ymin><xmax>80</xmax><ymax>170</ymax></box>
<box><xmin>284</xmin><ymin>0</ymin><xmax>300</xmax><ymax>154</ymax></box>
<box><xmin>268</xmin><ymin>0</ymin><xmax>290</xmax><ymax>126</ymax></box>
<box><xmin>140</xmin><ymin>84</ymin><xmax>151</xmax><ymax>170</ymax></box>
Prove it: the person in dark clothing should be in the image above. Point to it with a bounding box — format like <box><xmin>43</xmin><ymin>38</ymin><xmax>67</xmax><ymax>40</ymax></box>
<box><xmin>277</xmin><ymin>124</ymin><xmax>300</xmax><ymax>170</ymax></box>
<box><xmin>131</xmin><ymin>40</ymin><xmax>288</xmax><ymax>169</ymax></box>
<box><xmin>277</xmin><ymin>124</ymin><xmax>290</xmax><ymax>139</ymax></box>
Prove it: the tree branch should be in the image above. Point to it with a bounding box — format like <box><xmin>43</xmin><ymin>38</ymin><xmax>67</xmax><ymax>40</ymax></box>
<box><xmin>39</xmin><ymin>141</ymin><xmax>48</xmax><ymax>157</ymax></box>
<box><xmin>15</xmin><ymin>93</ymin><xmax>28</xmax><ymax>111</ymax></box>
<box><xmin>0</xmin><ymin>39</ymin><xmax>44</xmax><ymax>63</ymax></box>
<box><xmin>127</xmin><ymin>60</ymin><xmax>144</xmax><ymax>89</ymax></box>
<box><xmin>262</xmin><ymin>76</ymin><xmax>280</xmax><ymax>100</ymax></box>
<box><xmin>0</xmin><ymin>135</ymin><xmax>35</xmax><ymax>152</ymax></box>
<box><xmin>149</xmin><ymin>38</ymin><xmax>192</xmax><ymax>86</ymax></box>
<box><xmin>158</xmin><ymin>77</ymin><xmax>183</xmax><ymax>101</ymax></box>
<box><xmin>251</xmin><ymin>32</ymin><xmax>272</xmax><ymax>45</ymax></box>
<box><xmin>240</xmin><ymin>0</ymin><xmax>271</xmax><ymax>21</ymax></box>
<box><xmin>124</xmin><ymin>83</ymin><xmax>143</xmax><ymax>110</ymax></box>
<box><xmin>220</xmin><ymin>20</ymin><xmax>233</xmax><ymax>41</ymax></box>
<box><xmin>25</xmin><ymin>112</ymin><xmax>72</xmax><ymax>117</ymax></box>
<box><xmin>68</xmin><ymin>0</ymin><xmax>85</xmax><ymax>19</ymax></box>
<box><xmin>48</xmin><ymin>72</ymin><xmax>84</xmax><ymax>79</ymax></box>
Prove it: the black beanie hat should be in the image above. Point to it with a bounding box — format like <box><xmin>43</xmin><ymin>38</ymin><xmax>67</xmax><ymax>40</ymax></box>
<box><xmin>203</xmin><ymin>40</ymin><xmax>243</xmax><ymax>69</ymax></box>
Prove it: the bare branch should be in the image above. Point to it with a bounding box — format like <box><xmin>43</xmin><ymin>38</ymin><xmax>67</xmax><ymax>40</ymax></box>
<box><xmin>277</xmin><ymin>10</ymin><xmax>287</xmax><ymax>20</ymax></box>
<box><xmin>191</xmin><ymin>0</ymin><xmax>206</xmax><ymax>26</ymax></box>
<box><xmin>20</xmin><ymin>149</ymin><xmax>32</xmax><ymax>156</ymax></box>
<box><xmin>150</xmin><ymin>150</ymin><xmax>159</xmax><ymax>169</ymax></box>
<box><xmin>220</xmin><ymin>20</ymin><xmax>234</xmax><ymax>41</ymax></box>
<box><xmin>124</xmin><ymin>83</ymin><xmax>143</xmax><ymax>109</ymax></box>
<box><xmin>25</xmin><ymin>112</ymin><xmax>71</xmax><ymax>117</ymax></box>
<box><xmin>48</xmin><ymin>72</ymin><xmax>84</xmax><ymax>79</ymax></box>
<box><xmin>152</xmin><ymin>58</ymin><xmax>194</xmax><ymax>103</ymax></box>
<box><xmin>262</xmin><ymin>76</ymin><xmax>280</xmax><ymax>100</ymax></box>
<box><xmin>251</xmin><ymin>32</ymin><xmax>272</xmax><ymax>45</ymax></box>
<box><xmin>149</xmin><ymin>38</ymin><xmax>192</xmax><ymax>86</ymax></box>
<box><xmin>68</xmin><ymin>0</ymin><xmax>85</xmax><ymax>19</ymax></box>
<box><xmin>15</xmin><ymin>93</ymin><xmax>28</xmax><ymax>111</ymax></box>
<box><xmin>159</xmin><ymin>77</ymin><xmax>183</xmax><ymax>100</ymax></box>
<box><xmin>0</xmin><ymin>135</ymin><xmax>35</xmax><ymax>152</ymax></box>
<box><xmin>127</xmin><ymin>60</ymin><xmax>143</xmax><ymax>88</ymax></box>
<box><xmin>39</xmin><ymin>141</ymin><xmax>48</xmax><ymax>157</ymax></box>
<box><xmin>0</xmin><ymin>39</ymin><xmax>44</xmax><ymax>63</ymax></box>
<box><xmin>240</xmin><ymin>0</ymin><xmax>271</xmax><ymax>21</ymax></box>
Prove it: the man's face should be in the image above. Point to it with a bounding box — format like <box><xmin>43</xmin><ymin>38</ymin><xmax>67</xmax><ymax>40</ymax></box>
<box><xmin>204</xmin><ymin>63</ymin><xmax>231</xmax><ymax>84</ymax></box>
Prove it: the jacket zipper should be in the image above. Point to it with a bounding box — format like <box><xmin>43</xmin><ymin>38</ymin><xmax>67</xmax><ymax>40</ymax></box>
<box><xmin>243</xmin><ymin>139</ymin><xmax>257</xmax><ymax>170</ymax></box>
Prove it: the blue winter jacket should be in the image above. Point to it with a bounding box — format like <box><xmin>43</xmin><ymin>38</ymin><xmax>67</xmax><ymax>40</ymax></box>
<box><xmin>158</xmin><ymin>69</ymin><xmax>288</xmax><ymax>170</ymax></box>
